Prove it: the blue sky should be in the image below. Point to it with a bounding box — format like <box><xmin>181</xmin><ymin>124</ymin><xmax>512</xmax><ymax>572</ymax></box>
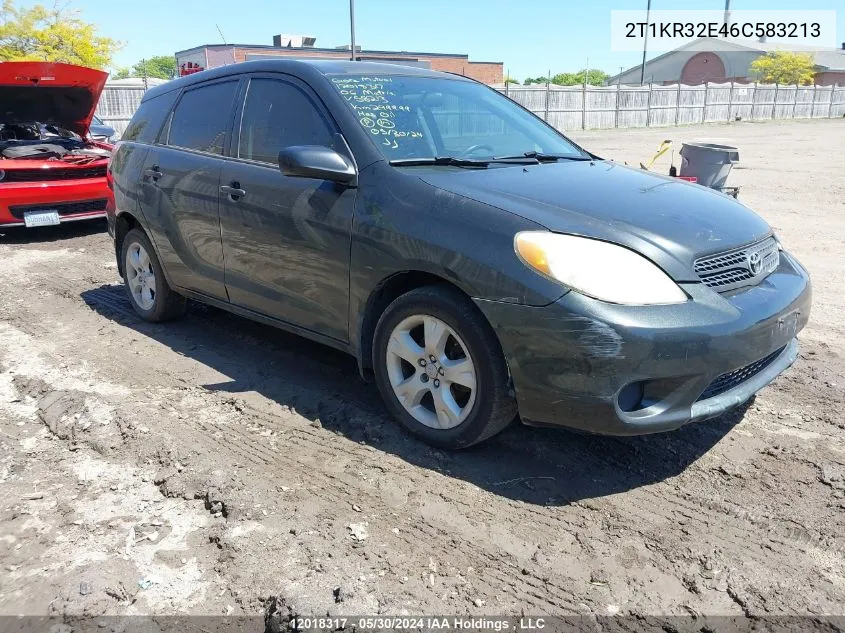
<box><xmin>18</xmin><ymin>0</ymin><xmax>844</xmax><ymax>80</ymax></box>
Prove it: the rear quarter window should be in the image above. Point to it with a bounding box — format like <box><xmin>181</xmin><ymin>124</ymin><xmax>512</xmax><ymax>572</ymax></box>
<box><xmin>122</xmin><ymin>89</ymin><xmax>180</xmax><ymax>144</ymax></box>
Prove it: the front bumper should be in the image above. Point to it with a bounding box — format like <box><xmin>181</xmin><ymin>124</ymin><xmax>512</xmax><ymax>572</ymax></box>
<box><xmin>475</xmin><ymin>251</ymin><xmax>812</xmax><ymax>435</ymax></box>
<box><xmin>0</xmin><ymin>178</ymin><xmax>112</xmax><ymax>227</ymax></box>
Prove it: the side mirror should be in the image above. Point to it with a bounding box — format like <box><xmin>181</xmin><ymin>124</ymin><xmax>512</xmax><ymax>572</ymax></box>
<box><xmin>278</xmin><ymin>145</ymin><xmax>357</xmax><ymax>186</ymax></box>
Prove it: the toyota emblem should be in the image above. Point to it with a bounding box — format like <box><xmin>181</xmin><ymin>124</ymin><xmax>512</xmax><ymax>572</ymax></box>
<box><xmin>747</xmin><ymin>251</ymin><xmax>762</xmax><ymax>275</ymax></box>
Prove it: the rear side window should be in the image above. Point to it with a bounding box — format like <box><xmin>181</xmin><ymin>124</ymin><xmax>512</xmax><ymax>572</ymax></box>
<box><xmin>168</xmin><ymin>81</ymin><xmax>238</xmax><ymax>154</ymax></box>
<box><xmin>122</xmin><ymin>90</ymin><xmax>179</xmax><ymax>144</ymax></box>
<box><xmin>238</xmin><ymin>78</ymin><xmax>334</xmax><ymax>165</ymax></box>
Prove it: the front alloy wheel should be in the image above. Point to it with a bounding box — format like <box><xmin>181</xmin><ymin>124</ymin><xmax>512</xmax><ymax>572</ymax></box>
<box><xmin>373</xmin><ymin>285</ymin><xmax>517</xmax><ymax>449</ymax></box>
<box><xmin>386</xmin><ymin>314</ymin><xmax>477</xmax><ymax>429</ymax></box>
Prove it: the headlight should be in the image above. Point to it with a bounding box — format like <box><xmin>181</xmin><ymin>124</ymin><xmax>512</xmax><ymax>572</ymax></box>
<box><xmin>515</xmin><ymin>231</ymin><xmax>687</xmax><ymax>305</ymax></box>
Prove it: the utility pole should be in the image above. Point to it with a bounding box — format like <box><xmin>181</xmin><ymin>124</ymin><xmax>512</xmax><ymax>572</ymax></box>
<box><xmin>582</xmin><ymin>56</ymin><xmax>589</xmax><ymax>130</ymax></box>
<box><xmin>349</xmin><ymin>0</ymin><xmax>356</xmax><ymax>61</ymax></box>
<box><xmin>639</xmin><ymin>0</ymin><xmax>651</xmax><ymax>86</ymax></box>
<box><xmin>544</xmin><ymin>69</ymin><xmax>551</xmax><ymax>122</ymax></box>
<box><xmin>723</xmin><ymin>0</ymin><xmax>732</xmax><ymax>29</ymax></box>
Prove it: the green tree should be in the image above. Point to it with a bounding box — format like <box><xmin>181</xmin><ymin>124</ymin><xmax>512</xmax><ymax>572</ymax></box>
<box><xmin>131</xmin><ymin>55</ymin><xmax>177</xmax><ymax>80</ymax></box>
<box><xmin>523</xmin><ymin>69</ymin><xmax>610</xmax><ymax>86</ymax></box>
<box><xmin>503</xmin><ymin>73</ymin><xmax>520</xmax><ymax>85</ymax></box>
<box><xmin>750</xmin><ymin>51</ymin><xmax>816</xmax><ymax>85</ymax></box>
<box><xmin>0</xmin><ymin>0</ymin><xmax>121</xmax><ymax>69</ymax></box>
<box><xmin>551</xmin><ymin>69</ymin><xmax>610</xmax><ymax>86</ymax></box>
<box><xmin>111</xmin><ymin>56</ymin><xmax>177</xmax><ymax>80</ymax></box>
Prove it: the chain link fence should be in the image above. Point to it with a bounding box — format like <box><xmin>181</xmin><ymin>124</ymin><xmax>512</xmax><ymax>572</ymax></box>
<box><xmin>95</xmin><ymin>86</ymin><xmax>149</xmax><ymax>136</ymax></box>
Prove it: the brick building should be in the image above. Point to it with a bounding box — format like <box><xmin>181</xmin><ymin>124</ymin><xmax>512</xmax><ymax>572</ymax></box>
<box><xmin>175</xmin><ymin>35</ymin><xmax>503</xmax><ymax>84</ymax></box>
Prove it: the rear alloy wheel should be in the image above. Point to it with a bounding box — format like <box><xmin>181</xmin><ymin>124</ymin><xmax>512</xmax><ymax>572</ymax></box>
<box><xmin>373</xmin><ymin>286</ymin><xmax>516</xmax><ymax>449</ymax></box>
<box><xmin>120</xmin><ymin>228</ymin><xmax>186</xmax><ymax>322</ymax></box>
<box><xmin>126</xmin><ymin>242</ymin><xmax>156</xmax><ymax>311</ymax></box>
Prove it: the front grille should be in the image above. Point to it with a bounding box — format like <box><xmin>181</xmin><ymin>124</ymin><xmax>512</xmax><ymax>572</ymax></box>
<box><xmin>9</xmin><ymin>198</ymin><xmax>108</xmax><ymax>220</ymax></box>
<box><xmin>0</xmin><ymin>165</ymin><xmax>107</xmax><ymax>182</ymax></box>
<box><xmin>694</xmin><ymin>236</ymin><xmax>779</xmax><ymax>292</ymax></box>
<box><xmin>696</xmin><ymin>346</ymin><xmax>785</xmax><ymax>401</ymax></box>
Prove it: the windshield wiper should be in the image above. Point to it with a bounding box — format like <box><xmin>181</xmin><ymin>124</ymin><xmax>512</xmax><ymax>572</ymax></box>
<box><xmin>496</xmin><ymin>151</ymin><xmax>593</xmax><ymax>162</ymax></box>
<box><xmin>389</xmin><ymin>156</ymin><xmax>539</xmax><ymax>167</ymax></box>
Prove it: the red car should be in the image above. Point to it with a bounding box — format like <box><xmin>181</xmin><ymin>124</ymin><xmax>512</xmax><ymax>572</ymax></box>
<box><xmin>0</xmin><ymin>61</ymin><xmax>114</xmax><ymax>229</ymax></box>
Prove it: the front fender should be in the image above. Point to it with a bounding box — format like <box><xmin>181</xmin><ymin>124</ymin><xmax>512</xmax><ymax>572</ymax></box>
<box><xmin>347</xmin><ymin>162</ymin><xmax>567</xmax><ymax>362</ymax></box>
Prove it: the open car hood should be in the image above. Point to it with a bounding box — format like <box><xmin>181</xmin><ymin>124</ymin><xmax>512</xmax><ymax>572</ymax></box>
<box><xmin>0</xmin><ymin>62</ymin><xmax>108</xmax><ymax>136</ymax></box>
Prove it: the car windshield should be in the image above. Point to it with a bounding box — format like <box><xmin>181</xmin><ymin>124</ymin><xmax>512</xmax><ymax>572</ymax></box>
<box><xmin>330</xmin><ymin>74</ymin><xmax>588</xmax><ymax>163</ymax></box>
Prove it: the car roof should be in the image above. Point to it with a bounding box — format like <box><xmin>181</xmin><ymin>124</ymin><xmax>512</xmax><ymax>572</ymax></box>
<box><xmin>141</xmin><ymin>59</ymin><xmax>473</xmax><ymax>102</ymax></box>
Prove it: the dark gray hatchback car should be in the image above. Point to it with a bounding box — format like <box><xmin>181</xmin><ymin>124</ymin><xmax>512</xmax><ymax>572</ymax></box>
<box><xmin>108</xmin><ymin>59</ymin><xmax>811</xmax><ymax>448</ymax></box>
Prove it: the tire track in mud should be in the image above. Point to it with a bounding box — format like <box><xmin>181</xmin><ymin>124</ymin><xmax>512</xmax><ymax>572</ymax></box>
<box><xmin>65</xmin><ymin>285</ymin><xmax>831</xmax><ymax>600</ymax></box>
<box><xmin>151</xmin><ymin>394</ymin><xmax>585</xmax><ymax>610</ymax></box>
<box><xmin>31</xmin><ymin>286</ymin><xmax>836</xmax><ymax>576</ymax></box>
<box><xmin>7</xmin><ymin>247</ymin><xmax>845</xmax><ymax>615</ymax></box>
<box><xmin>158</xmin><ymin>387</ymin><xmax>828</xmax><ymax>613</ymax></box>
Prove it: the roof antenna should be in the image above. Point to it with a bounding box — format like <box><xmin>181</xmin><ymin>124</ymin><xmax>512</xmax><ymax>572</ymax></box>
<box><xmin>215</xmin><ymin>24</ymin><xmax>228</xmax><ymax>45</ymax></box>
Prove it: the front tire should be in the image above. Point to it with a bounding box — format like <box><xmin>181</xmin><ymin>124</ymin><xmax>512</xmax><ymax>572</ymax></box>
<box><xmin>121</xmin><ymin>228</ymin><xmax>186</xmax><ymax>322</ymax></box>
<box><xmin>373</xmin><ymin>286</ymin><xmax>516</xmax><ymax>449</ymax></box>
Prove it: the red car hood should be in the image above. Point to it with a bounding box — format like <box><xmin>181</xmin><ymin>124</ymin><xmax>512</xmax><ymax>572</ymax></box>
<box><xmin>0</xmin><ymin>62</ymin><xmax>108</xmax><ymax>136</ymax></box>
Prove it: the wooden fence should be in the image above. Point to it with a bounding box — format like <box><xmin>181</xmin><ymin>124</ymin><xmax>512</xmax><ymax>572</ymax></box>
<box><xmin>497</xmin><ymin>82</ymin><xmax>845</xmax><ymax>130</ymax></box>
<box><xmin>95</xmin><ymin>81</ymin><xmax>845</xmax><ymax>139</ymax></box>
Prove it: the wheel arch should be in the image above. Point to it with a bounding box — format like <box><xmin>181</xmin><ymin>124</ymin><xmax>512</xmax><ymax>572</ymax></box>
<box><xmin>114</xmin><ymin>211</ymin><xmax>177</xmax><ymax>290</ymax></box>
<box><xmin>356</xmin><ymin>270</ymin><xmax>502</xmax><ymax>378</ymax></box>
<box><xmin>114</xmin><ymin>211</ymin><xmax>142</xmax><ymax>278</ymax></box>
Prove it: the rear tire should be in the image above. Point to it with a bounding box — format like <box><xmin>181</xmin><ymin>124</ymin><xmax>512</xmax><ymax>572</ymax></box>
<box><xmin>373</xmin><ymin>285</ymin><xmax>516</xmax><ymax>449</ymax></box>
<box><xmin>121</xmin><ymin>228</ymin><xmax>186</xmax><ymax>322</ymax></box>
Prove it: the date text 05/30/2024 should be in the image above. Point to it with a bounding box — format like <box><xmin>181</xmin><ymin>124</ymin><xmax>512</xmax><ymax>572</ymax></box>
<box><xmin>289</xmin><ymin>617</ymin><xmax>548</xmax><ymax>631</ymax></box>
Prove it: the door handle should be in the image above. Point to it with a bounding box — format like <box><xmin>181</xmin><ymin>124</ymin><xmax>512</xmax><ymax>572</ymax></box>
<box><xmin>144</xmin><ymin>166</ymin><xmax>162</xmax><ymax>181</ymax></box>
<box><xmin>220</xmin><ymin>184</ymin><xmax>247</xmax><ymax>199</ymax></box>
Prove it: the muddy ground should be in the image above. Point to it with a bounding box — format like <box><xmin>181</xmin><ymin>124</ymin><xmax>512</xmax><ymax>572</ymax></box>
<box><xmin>1</xmin><ymin>119</ymin><xmax>843</xmax><ymax>621</ymax></box>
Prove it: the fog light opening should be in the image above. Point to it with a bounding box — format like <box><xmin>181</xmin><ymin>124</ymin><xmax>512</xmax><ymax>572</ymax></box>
<box><xmin>617</xmin><ymin>381</ymin><xmax>644</xmax><ymax>412</ymax></box>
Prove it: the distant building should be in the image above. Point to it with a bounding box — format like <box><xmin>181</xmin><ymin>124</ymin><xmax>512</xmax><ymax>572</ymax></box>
<box><xmin>609</xmin><ymin>38</ymin><xmax>845</xmax><ymax>85</ymax></box>
<box><xmin>175</xmin><ymin>34</ymin><xmax>503</xmax><ymax>84</ymax></box>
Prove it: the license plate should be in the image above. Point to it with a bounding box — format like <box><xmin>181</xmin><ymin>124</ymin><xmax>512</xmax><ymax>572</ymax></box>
<box><xmin>23</xmin><ymin>210</ymin><xmax>61</xmax><ymax>228</ymax></box>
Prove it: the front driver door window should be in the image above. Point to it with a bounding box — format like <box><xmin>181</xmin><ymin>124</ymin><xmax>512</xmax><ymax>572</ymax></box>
<box><xmin>238</xmin><ymin>79</ymin><xmax>335</xmax><ymax>163</ymax></box>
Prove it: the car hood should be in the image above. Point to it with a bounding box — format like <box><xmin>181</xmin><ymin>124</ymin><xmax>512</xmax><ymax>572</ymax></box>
<box><xmin>0</xmin><ymin>62</ymin><xmax>108</xmax><ymax>136</ymax></box>
<box><xmin>415</xmin><ymin>160</ymin><xmax>771</xmax><ymax>281</ymax></box>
